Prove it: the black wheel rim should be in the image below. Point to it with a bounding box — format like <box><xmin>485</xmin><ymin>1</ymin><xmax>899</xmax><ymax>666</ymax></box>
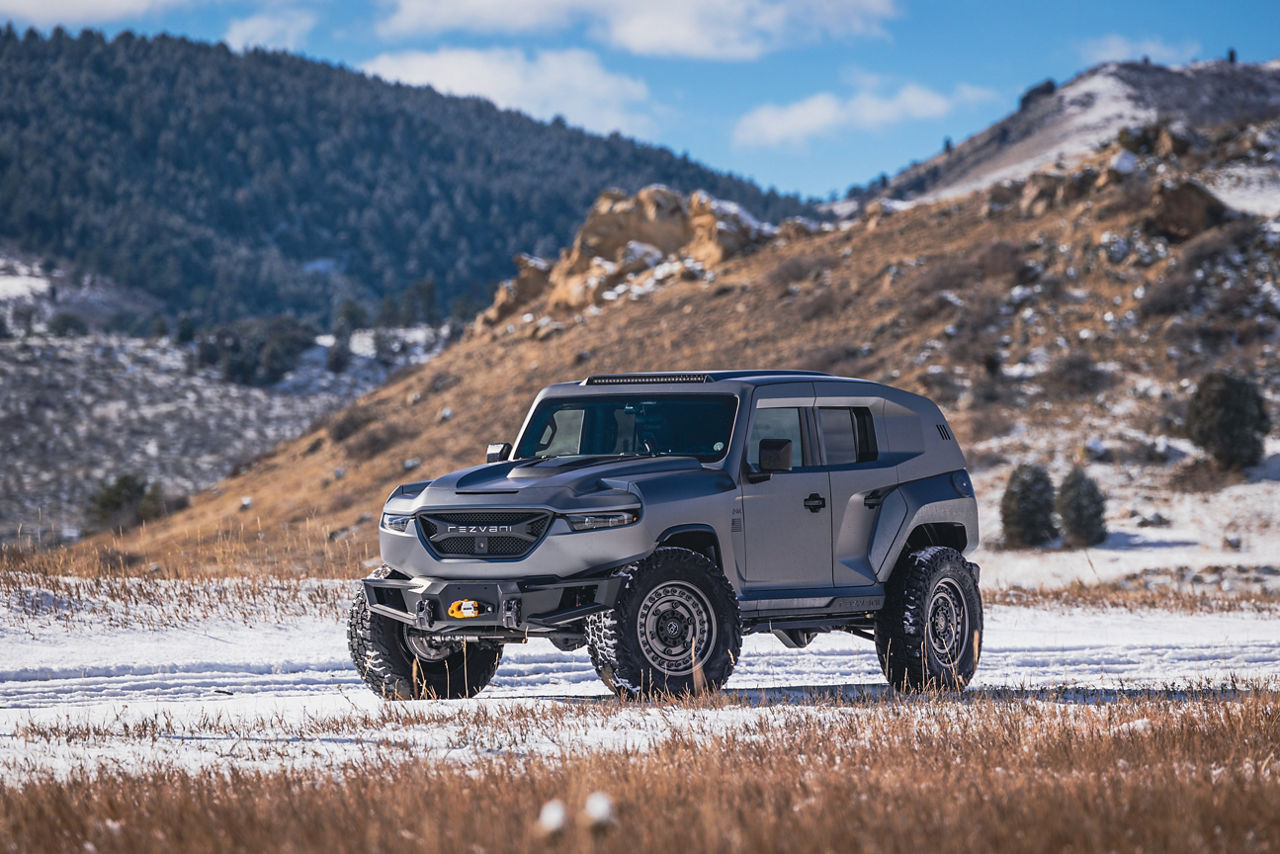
<box><xmin>637</xmin><ymin>581</ymin><xmax>716</xmax><ymax>676</ymax></box>
<box><xmin>926</xmin><ymin>578</ymin><xmax>969</xmax><ymax>669</ymax></box>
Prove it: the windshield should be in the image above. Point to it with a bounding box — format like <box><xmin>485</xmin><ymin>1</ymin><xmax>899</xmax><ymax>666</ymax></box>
<box><xmin>515</xmin><ymin>395</ymin><xmax>738</xmax><ymax>462</ymax></box>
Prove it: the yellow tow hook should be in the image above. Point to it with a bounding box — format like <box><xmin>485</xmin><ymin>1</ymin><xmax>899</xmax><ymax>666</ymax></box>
<box><xmin>448</xmin><ymin>599</ymin><xmax>481</xmax><ymax>619</ymax></box>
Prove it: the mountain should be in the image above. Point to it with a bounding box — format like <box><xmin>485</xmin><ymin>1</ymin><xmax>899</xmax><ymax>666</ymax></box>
<box><xmin>76</xmin><ymin>107</ymin><xmax>1280</xmax><ymax>579</ymax></box>
<box><xmin>0</xmin><ymin>26</ymin><xmax>812</xmax><ymax>327</ymax></box>
<box><xmin>863</xmin><ymin>58</ymin><xmax>1280</xmax><ymax>205</ymax></box>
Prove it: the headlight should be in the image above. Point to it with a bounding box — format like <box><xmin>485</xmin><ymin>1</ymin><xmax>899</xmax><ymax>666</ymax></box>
<box><xmin>380</xmin><ymin>513</ymin><xmax>414</xmax><ymax>533</ymax></box>
<box><xmin>564</xmin><ymin>510</ymin><xmax>640</xmax><ymax>531</ymax></box>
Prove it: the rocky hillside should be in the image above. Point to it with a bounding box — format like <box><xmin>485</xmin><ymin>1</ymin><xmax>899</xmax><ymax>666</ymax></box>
<box><xmin>77</xmin><ymin>113</ymin><xmax>1280</xmax><ymax>581</ymax></box>
<box><xmin>873</xmin><ymin>57</ymin><xmax>1280</xmax><ymax>206</ymax></box>
<box><xmin>0</xmin><ymin>292</ymin><xmax>451</xmax><ymax>544</ymax></box>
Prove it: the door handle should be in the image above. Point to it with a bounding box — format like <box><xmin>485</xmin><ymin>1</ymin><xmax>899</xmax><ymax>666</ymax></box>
<box><xmin>803</xmin><ymin>493</ymin><xmax>826</xmax><ymax>513</ymax></box>
<box><xmin>864</xmin><ymin>489</ymin><xmax>884</xmax><ymax>509</ymax></box>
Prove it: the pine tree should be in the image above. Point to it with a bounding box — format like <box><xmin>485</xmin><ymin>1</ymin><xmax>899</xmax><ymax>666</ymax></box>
<box><xmin>1186</xmin><ymin>372</ymin><xmax>1271</xmax><ymax>468</ymax></box>
<box><xmin>1000</xmin><ymin>464</ymin><xmax>1056</xmax><ymax>548</ymax></box>
<box><xmin>1056</xmin><ymin>467</ymin><xmax>1107</xmax><ymax>547</ymax></box>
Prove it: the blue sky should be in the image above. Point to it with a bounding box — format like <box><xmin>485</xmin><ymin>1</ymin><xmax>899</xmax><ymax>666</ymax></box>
<box><xmin>4</xmin><ymin>0</ymin><xmax>1278</xmax><ymax>198</ymax></box>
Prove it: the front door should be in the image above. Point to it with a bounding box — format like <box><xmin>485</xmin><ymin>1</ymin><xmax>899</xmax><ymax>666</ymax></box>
<box><xmin>740</xmin><ymin>389</ymin><xmax>833</xmax><ymax>589</ymax></box>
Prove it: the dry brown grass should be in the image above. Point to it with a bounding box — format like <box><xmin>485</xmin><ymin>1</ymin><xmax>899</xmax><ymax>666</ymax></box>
<box><xmin>3</xmin><ymin>687</ymin><xmax>1278</xmax><ymax>853</ymax></box>
<box><xmin>989</xmin><ymin>577</ymin><xmax>1280</xmax><ymax>612</ymax></box>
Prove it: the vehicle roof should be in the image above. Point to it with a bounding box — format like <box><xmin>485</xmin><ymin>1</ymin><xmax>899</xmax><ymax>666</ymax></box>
<box><xmin>571</xmin><ymin>370</ymin><xmax>869</xmax><ymax>387</ymax></box>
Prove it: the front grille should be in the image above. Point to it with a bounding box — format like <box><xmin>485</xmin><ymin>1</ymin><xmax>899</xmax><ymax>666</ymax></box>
<box><xmin>418</xmin><ymin>510</ymin><xmax>551</xmax><ymax>559</ymax></box>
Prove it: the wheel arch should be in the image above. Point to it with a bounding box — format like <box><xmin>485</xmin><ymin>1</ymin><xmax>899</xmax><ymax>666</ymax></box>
<box><xmin>873</xmin><ymin>472</ymin><xmax>980</xmax><ymax>583</ymax></box>
<box><xmin>656</xmin><ymin>524</ymin><xmax>723</xmax><ymax>572</ymax></box>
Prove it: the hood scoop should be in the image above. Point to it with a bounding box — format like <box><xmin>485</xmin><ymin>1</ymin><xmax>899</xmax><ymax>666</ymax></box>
<box><xmin>505</xmin><ymin>455</ymin><xmax>628</xmax><ymax>479</ymax></box>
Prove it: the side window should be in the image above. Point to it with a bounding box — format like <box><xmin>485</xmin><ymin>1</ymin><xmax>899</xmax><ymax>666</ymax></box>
<box><xmin>748</xmin><ymin>407</ymin><xmax>804</xmax><ymax>469</ymax></box>
<box><xmin>819</xmin><ymin>407</ymin><xmax>858</xmax><ymax>465</ymax></box>
<box><xmin>819</xmin><ymin>406</ymin><xmax>879</xmax><ymax>465</ymax></box>
<box><xmin>853</xmin><ymin>407</ymin><xmax>878</xmax><ymax>462</ymax></box>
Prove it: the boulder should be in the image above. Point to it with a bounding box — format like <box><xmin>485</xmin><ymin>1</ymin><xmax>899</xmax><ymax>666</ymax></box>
<box><xmin>474</xmin><ymin>253</ymin><xmax>551</xmax><ymax>330</ymax></box>
<box><xmin>685</xmin><ymin>190</ymin><xmax>775</xmax><ymax>267</ymax></box>
<box><xmin>547</xmin><ymin>185</ymin><xmax>692</xmax><ymax>311</ymax></box>
<box><xmin>555</xmin><ymin>185</ymin><xmax>690</xmax><ymax>281</ymax></box>
<box><xmin>778</xmin><ymin>217</ymin><xmax>823</xmax><ymax>241</ymax></box>
<box><xmin>1019</xmin><ymin>172</ymin><xmax>1065</xmax><ymax>217</ymax></box>
<box><xmin>1149</xmin><ymin>181</ymin><xmax>1227</xmax><ymax>242</ymax></box>
<box><xmin>1054</xmin><ymin>168</ymin><xmax>1096</xmax><ymax>206</ymax></box>
<box><xmin>1154</xmin><ymin>123</ymin><xmax>1193</xmax><ymax>158</ymax></box>
<box><xmin>987</xmin><ymin>180</ymin><xmax>1025</xmax><ymax>206</ymax></box>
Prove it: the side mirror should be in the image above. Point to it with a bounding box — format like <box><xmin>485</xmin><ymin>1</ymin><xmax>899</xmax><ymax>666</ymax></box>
<box><xmin>486</xmin><ymin>442</ymin><xmax>512</xmax><ymax>463</ymax></box>
<box><xmin>757</xmin><ymin>438</ymin><xmax>793</xmax><ymax>473</ymax></box>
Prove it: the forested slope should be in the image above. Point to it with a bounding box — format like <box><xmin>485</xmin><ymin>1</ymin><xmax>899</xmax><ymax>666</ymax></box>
<box><xmin>0</xmin><ymin>27</ymin><xmax>810</xmax><ymax>323</ymax></box>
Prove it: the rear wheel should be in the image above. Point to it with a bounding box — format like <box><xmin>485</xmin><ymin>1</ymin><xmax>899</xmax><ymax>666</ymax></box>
<box><xmin>586</xmin><ymin>547</ymin><xmax>741</xmax><ymax>699</ymax></box>
<box><xmin>875</xmin><ymin>547</ymin><xmax>982</xmax><ymax>691</ymax></box>
<box><xmin>347</xmin><ymin>588</ymin><xmax>502</xmax><ymax>700</ymax></box>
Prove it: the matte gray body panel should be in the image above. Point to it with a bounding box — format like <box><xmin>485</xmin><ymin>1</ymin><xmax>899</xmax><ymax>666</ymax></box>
<box><xmin>375</xmin><ymin>371</ymin><xmax>979</xmax><ymax>612</ymax></box>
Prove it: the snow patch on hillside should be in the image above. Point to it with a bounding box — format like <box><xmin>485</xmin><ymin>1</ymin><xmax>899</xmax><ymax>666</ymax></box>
<box><xmin>1201</xmin><ymin>165</ymin><xmax>1280</xmax><ymax>216</ymax></box>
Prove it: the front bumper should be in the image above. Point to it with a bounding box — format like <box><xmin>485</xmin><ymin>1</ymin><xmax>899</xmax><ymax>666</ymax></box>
<box><xmin>380</xmin><ymin>512</ymin><xmax>655</xmax><ymax>580</ymax></box>
<box><xmin>362</xmin><ymin>571</ymin><xmax>626</xmax><ymax>636</ymax></box>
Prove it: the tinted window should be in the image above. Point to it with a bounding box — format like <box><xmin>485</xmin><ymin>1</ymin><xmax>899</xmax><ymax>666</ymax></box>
<box><xmin>819</xmin><ymin>406</ymin><xmax>879</xmax><ymax>464</ymax></box>
<box><xmin>819</xmin><ymin>407</ymin><xmax>858</xmax><ymax>465</ymax></box>
<box><xmin>853</xmin><ymin>407</ymin><xmax>878</xmax><ymax>462</ymax></box>
<box><xmin>516</xmin><ymin>396</ymin><xmax>737</xmax><ymax>461</ymax></box>
<box><xmin>748</xmin><ymin>407</ymin><xmax>804</xmax><ymax>469</ymax></box>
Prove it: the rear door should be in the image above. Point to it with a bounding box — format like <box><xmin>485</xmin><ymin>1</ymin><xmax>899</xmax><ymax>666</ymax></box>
<box><xmin>814</xmin><ymin>387</ymin><xmax>899</xmax><ymax>587</ymax></box>
<box><xmin>739</xmin><ymin>383</ymin><xmax>833</xmax><ymax>588</ymax></box>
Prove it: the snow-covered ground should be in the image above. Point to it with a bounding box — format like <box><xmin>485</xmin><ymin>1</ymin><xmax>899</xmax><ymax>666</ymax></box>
<box><xmin>2</xmin><ymin>601</ymin><xmax>1277</xmax><ymax>780</ymax></box>
<box><xmin>967</xmin><ymin>434</ymin><xmax>1280</xmax><ymax>589</ymax></box>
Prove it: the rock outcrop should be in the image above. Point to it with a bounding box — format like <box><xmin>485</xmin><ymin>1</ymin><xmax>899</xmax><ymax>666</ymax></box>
<box><xmin>475</xmin><ymin>254</ymin><xmax>551</xmax><ymax>327</ymax></box>
<box><xmin>1150</xmin><ymin>180</ymin><xmax>1227</xmax><ymax>241</ymax></box>
<box><xmin>475</xmin><ymin>185</ymin><xmax>782</xmax><ymax>325</ymax></box>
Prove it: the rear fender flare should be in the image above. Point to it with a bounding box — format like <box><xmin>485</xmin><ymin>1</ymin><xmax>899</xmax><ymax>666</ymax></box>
<box><xmin>873</xmin><ymin>473</ymin><xmax>979</xmax><ymax>582</ymax></box>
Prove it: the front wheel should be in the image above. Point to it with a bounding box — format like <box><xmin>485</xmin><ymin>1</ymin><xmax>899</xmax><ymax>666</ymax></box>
<box><xmin>875</xmin><ymin>547</ymin><xmax>982</xmax><ymax>691</ymax></box>
<box><xmin>347</xmin><ymin>588</ymin><xmax>502</xmax><ymax>699</ymax></box>
<box><xmin>586</xmin><ymin>547</ymin><xmax>742</xmax><ymax>699</ymax></box>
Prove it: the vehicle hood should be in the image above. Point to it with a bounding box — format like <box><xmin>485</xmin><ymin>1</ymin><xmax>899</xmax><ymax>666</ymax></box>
<box><xmin>387</xmin><ymin>455</ymin><xmax>719</xmax><ymax>514</ymax></box>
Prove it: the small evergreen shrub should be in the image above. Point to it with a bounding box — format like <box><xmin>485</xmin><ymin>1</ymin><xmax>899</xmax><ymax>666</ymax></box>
<box><xmin>88</xmin><ymin>476</ymin><xmax>186</xmax><ymax>533</ymax></box>
<box><xmin>1186</xmin><ymin>372</ymin><xmax>1271</xmax><ymax>468</ymax></box>
<box><xmin>1056</xmin><ymin>467</ymin><xmax>1108</xmax><ymax>547</ymax></box>
<box><xmin>1000</xmin><ymin>463</ymin><xmax>1056</xmax><ymax>548</ymax></box>
<box><xmin>1045</xmin><ymin>351</ymin><xmax>1109</xmax><ymax>397</ymax></box>
<box><xmin>326</xmin><ymin>336</ymin><xmax>351</xmax><ymax>373</ymax></box>
<box><xmin>327</xmin><ymin>405</ymin><xmax>376</xmax><ymax>442</ymax></box>
<box><xmin>48</xmin><ymin>311</ymin><xmax>88</xmax><ymax>337</ymax></box>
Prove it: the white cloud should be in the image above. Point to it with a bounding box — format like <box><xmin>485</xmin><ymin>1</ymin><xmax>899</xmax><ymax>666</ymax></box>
<box><xmin>376</xmin><ymin>0</ymin><xmax>899</xmax><ymax>60</ymax></box>
<box><xmin>225</xmin><ymin>9</ymin><xmax>317</xmax><ymax>52</ymax></box>
<box><xmin>733</xmin><ymin>81</ymin><xmax>996</xmax><ymax>147</ymax></box>
<box><xmin>361</xmin><ymin>48</ymin><xmax>654</xmax><ymax>137</ymax></box>
<box><xmin>0</xmin><ymin>0</ymin><xmax>184</xmax><ymax>26</ymax></box>
<box><xmin>1079</xmin><ymin>34</ymin><xmax>1200</xmax><ymax>66</ymax></box>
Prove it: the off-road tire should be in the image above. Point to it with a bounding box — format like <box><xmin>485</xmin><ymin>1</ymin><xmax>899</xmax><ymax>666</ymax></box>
<box><xmin>875</xmin><ymin>546</ymin><xmax>982</xmax><ymax>692</ymax></box>
<box><xmin>347</xmin><ymin>587</ymin><xmax>502</xmax><ymax>700</ymax></box>
<box><xmin>585</xmin><ymin>546</ymin><xmax>741</xmax><ymax>699</ymax></box>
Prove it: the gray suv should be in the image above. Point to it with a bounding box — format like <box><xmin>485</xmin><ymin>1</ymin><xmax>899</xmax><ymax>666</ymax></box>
<box><xmin>348</xmin><ymin>371</ymin><xmax>982</xmax><ymax>699</ymax></box>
